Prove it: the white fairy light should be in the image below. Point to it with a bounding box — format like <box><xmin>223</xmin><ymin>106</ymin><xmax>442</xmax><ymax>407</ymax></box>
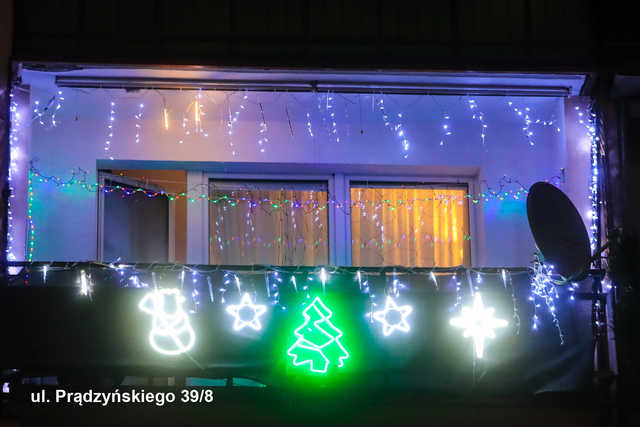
<box><xmin>440</xmin><ymin>112</ymin><xmax>452</xmax><ymax>146</ymax></box>
<box><xmin>135</xmin><ymin>103</ymin><xmax>144</xmax><ymax>144</ymax></box>
<box><xmin>430</xmin><ymin>271</ymin><xmax>438</xmax><ymax>290</ymax></box>
<box><xmin>162</xmin><ymin>106</ymin><xmax>170</xmax><ymax>131</ymax></box>
<box><xmin>372</xmin><ymin>296</ymin><xmax>413</xmax><ymax>336</ymax></box>
<box><xmin>306</xmin><ymin>112</ymin><xmax>314</xmax><ymax>137</ymax></box>
<box><xmin>234</xmin><ymin>274</ymin><xmax>241</xmax><ymax>293</ymax></box>
<box><xmin>257</xmin><ymin>102</ymin><xmax>268</xmax><ymax>152</ymax></box>
<box><xmin>227</xmin><ymin>91</ymin><xmax>248</xmax><ymax>156</ymax></box>
<box><xmin>194</xmin><ymin>95</ymin><xmax>201</xmax><ymax>132</ymax></box>
<box><xmin>326</xmin><ymin>93</ymin><xmax>339</xmax><ymax>142</ymax></box>
<box><xmin>450</xmin><ymin>293</ymin><xmax>508</xmax><ymax>359</ymax></box>
<box><xmin>32</xmin><ymin>90</ymin><xmax>65</xmax><ymax>127</ymax></box>
<box><xmin>139</xmin><ymin>288</ymin><xmax>196</xmax><ymax>356</ymax></box>
<box><xmin>320</xmin><ymin>267</ymin><xmax>328</xmax><ymax>293</ymax></box>
<box><xmin>377</xmin><ymin>96</ymin><xmax>409</xmax><ymax>158</ymax></box>
<box><xmin>226</xmin><ymin>293</ymin><xmax>267</xmax><ymax>331</ymax></box>
<box><xmin>6</xmin><ymin>91</ymin><xmax>20</xmax><ymax>262</ymax></box>
<box><xmin>529</xmin><ymin>257</ymin><xmax>564</xmax><ymax>343</ymax></box>
<box><xmin>467</xmin><ymin>99</ymin><xmax>487</xmax><ymax>144</ymax></box>
<box><xmin>79</xmin><ymin>269</ymin><xmax>92</xmax><ymax>297</ymax></box>
<box><xmin>104</xmin><ymin>101</ymin><xmax>116</xmax><ymax>159</ymax></box>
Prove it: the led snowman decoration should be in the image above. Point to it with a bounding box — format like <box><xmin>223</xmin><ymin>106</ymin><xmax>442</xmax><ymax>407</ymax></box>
<box><xmin>139</xmin><ymin>288</ymin><xmax>196</xmax><ymax>356</ymax></box>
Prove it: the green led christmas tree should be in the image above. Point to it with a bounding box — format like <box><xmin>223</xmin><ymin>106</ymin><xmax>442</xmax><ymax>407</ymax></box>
<box><xmin>287</xmin><ymin>296</ymin><xmax>349</xmax><ymax>374</ymax></box>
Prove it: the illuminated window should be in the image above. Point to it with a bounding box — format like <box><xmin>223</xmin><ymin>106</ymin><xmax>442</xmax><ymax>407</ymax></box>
<box><xmin>209</xmin><ymin>180</ymin><xmax>329</xmax><ymax>266</ymax></box>
<box><xmin>350</xmin><ymin>183</ymin><xmax>471</xmax><ymax>267</ymax></box>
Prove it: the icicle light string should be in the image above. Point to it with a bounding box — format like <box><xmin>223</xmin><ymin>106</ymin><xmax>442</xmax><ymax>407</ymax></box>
<box><xmin>466</xmin><ymin>98</ymin><xmax>488</xmax><ymax>145</ymax></box>
<box><xmin>376</xmin><ymin>95</ymin><xmax>410</xmax><ymax>158</ymax></box>
<box><xmin>507</xmin><ymin>100</ymin><xmax>561</xmax><ymax>147</ymax></box>
<box><xmin>29</xmin><ymin>90</ymin><xmax>567</xmax><ymax>161</ymax></box>
<box><xmin>257</xmin><ymin>102</ymin><xmax>268</xmax><ymax>152</ymax></box>
<box><xmin>134</xmin><ymin>102</ymin><xmax>144</xmax><ymax>144</ymax></box>
<box><xmin>227</xmin><ymin>90</ymin><xmax>249</xmax><ymax>156</ymax></box>
<box><xmin>31</xmin><ymin>90</ymin><xmax>65</xmax><ymax>128</ymax></box>
<box><xmin>529</xmin><ymin>255</ymin><xmax>565</xmax><ymax>344</ymax></box>
<box><xmin>104</xmin><ymin>100</ymin><xmax>116</xmax><ymax>159</ymax></box>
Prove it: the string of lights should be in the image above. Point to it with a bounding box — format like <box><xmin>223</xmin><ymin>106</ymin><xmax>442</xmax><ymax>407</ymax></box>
<box><xmin>507</xmin><ymin>101</ymin><xmax>561</xmax><ymax>146</ymax></box>
<box><xmin>575</xmin><ymin>104</ymin><xmax>601</xmax><ymax>256</ymax></box>
<box><xmin>27</xmin><ymin>89</ymin><xmax>571</xmax><ymax>161</ymax></box>
<box><xmin>209</xmin><ymin>233</ymin><xmax>473</xmax><ymax>251</ymax></box>
<box><xmin>326</xmin><ymin>92</ymin><xmax>340</xmax><ymax>143</ymax></box>
<box><xmin>26</xmin><ymin>170</ymin><xmax>35</xmax><ymax>263</ymax></box>
<box><xmin>528</xmin><ymin>256</ymin><xmax>567</xmax><ymax>344</ymax></box>
<box><xmin>134</xmin><ymin>102</ymin><xmax>144</xmax><ymax>144</ymax></box>
<box><xmin>440</xmin><ymin>111</ymin><xmax>452</xmax><ymax>147</ymax></box>
<box><xmin>27</xmin><ymin>166</ymin><xmax>564</xmax><ymax>208</ymax></box>
<box><xmin>227</xmin><ymin>91</ymin><xmax>249</xmax><ymax>156</ymax></box>
<box><xmin>104</xmin><ymin>100</ymin><xmax>116</xmax><ymax>159</ymax></box>
<box><xmin>257</xmin><ymin>102</ymin><xmax>268</xmax><ymax>152</ymax></box>
<box><xmin>377</xmin><ymin>96</ymin><xmax>410</xmax><ymax>158</ymax></box>
<box><xmin>10</xmin><ymin>261</ymin><xmax>568</xmax><ymax>360</ymax></box>
<box><xmin>467</xmin><ymin>98</ymin><xmax>487</xmax><ymax>145</ymax></box>
<box><xmin>31</xmin><ymin>90</ymin><xmax>65</xmax><ymax>128</ymax></box>
<box><xmin>6</xmin><ymin>91</ymin><xmax>20</xmax><ymax>262</ymax></box>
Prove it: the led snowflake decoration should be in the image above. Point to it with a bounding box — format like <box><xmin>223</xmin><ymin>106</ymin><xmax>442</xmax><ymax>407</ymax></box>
<box><xmin>450</xmin><ymin>293</ymin><xmax>508</xmax><ymax>359</ymax></box>
<box><xmin>226</xmin><ymin>293</ymin><xmax>267</xmax><ymax>331</ymax></box>
<box><xmin>372</xmin><ymin>296</ymin><xmax>413</xmax><ymax>336</ymax></box>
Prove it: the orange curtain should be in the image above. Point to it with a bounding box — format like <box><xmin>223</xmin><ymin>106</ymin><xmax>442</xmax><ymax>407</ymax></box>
<box><xmin>209</xmin><ymin>188</ymin><xmax>328</xmax><ymax>266</ymax></box>
<box><xmin>350</xmin><ymin>187</ymin><xmax>470</xmax><ymax>267</ymax></box>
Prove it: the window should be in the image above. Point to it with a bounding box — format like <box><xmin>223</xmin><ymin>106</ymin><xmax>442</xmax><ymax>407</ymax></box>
<box><xmin>208</xmin><ymin>180</ymin><xmax>329</xmax><ymax>265</ymax></box>
<box><xmin>98</xmin><ymin>170</ymin><xmax>188</xmax><ymax>264</ymax></box>
<box><xmin>350</xmin><ymin>182</ymin><xmax>471</xmax><ymax>267</ymax></box>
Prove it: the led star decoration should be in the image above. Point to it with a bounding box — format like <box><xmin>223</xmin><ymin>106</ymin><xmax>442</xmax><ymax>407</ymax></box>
<box><xmin>226</xmin><ymin>293</ymin><xmax>267</xmax><ymax>331</ymax></box>
<box><xmin>287</xmin><ymin>297</ymin><xmax>349</xmax><ymax>374</ymax></box>
<box><xmin>450</xmin><ymin>293</ymin><xmax>508</xmax><ymax>359</ymax></box>
<box><xmin>372</xmin><ymin>296</ymin><xmax>413</xmax><ymax>336</ymax></box>
<box><xmin>139</xmin><ymin>289</ymin><xmax>196</xmax><ymax>356</ymax></box>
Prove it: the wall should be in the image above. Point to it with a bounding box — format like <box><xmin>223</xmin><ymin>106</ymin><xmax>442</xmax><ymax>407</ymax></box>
<box><xmin>18</xmin><ymin>76</ymin><xmax>588</xmax><ymax>267</ymax></box>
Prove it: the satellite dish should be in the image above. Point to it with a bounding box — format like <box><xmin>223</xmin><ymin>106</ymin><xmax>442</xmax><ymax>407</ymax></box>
<box><xmin>526</xmin><ymin>182</ymin><xmax>591</xmax><ymax>281</ymax></box>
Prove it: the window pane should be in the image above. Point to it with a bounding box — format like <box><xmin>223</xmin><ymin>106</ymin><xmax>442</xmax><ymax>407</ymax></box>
<box><xmin>350</xmin><ymin>184</ymin><xmax>470</xmax><ymax>267</ymax></box>
<box><xmin>209</xmin><ymin>180</ymin><xmax>329</xmax><ymax>265</ymax></box>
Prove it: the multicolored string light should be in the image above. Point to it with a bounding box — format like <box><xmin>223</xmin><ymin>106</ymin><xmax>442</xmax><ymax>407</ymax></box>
<box><xmin>27</xmin><ymin>166</ymin><xmax>563</xmax><ymax>209</ymax></box>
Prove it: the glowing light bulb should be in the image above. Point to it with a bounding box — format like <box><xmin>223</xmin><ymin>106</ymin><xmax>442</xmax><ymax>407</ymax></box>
<box><xmin>163</xmin><ymin>107</ymin><xmax>170</xmax><ymax>130</ymax></box>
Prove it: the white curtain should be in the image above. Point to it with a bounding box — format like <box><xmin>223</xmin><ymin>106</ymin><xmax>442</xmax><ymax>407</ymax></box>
<box><xmin>350</xmin><ymin>186</ymin><xmax>470</xmax><ymax>267</ymax></box>
<box><xmin>209</xmin><ymin>181</ymin><xmax>329</xmax><ymax>266</ymax></box>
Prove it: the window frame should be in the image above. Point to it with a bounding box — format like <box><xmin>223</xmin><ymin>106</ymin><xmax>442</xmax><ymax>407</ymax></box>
<box><xmin>192</xmin><ymin>170</ymin><xmax>481</xmax><ymax>268</ymax></box>
<box><xmin>343</xmin><ymin>174</ymin><xmax>482</xmax><ymax>267</ymax></box>
<box><xmin>96</xmin><ymin>171</ymin><xmax>176</xmax><ymax>263</ymax></box>
<box><xmin>204</xmin><ymin>172</ymin><xmax>336</xmax><ymax>265</ymax></box>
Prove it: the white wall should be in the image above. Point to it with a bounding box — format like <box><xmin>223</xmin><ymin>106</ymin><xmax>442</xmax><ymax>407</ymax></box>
<box><xmin>19</xmin><ymin>78</ymin><xmax>588</xmax><ymax>267</ymax></box>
